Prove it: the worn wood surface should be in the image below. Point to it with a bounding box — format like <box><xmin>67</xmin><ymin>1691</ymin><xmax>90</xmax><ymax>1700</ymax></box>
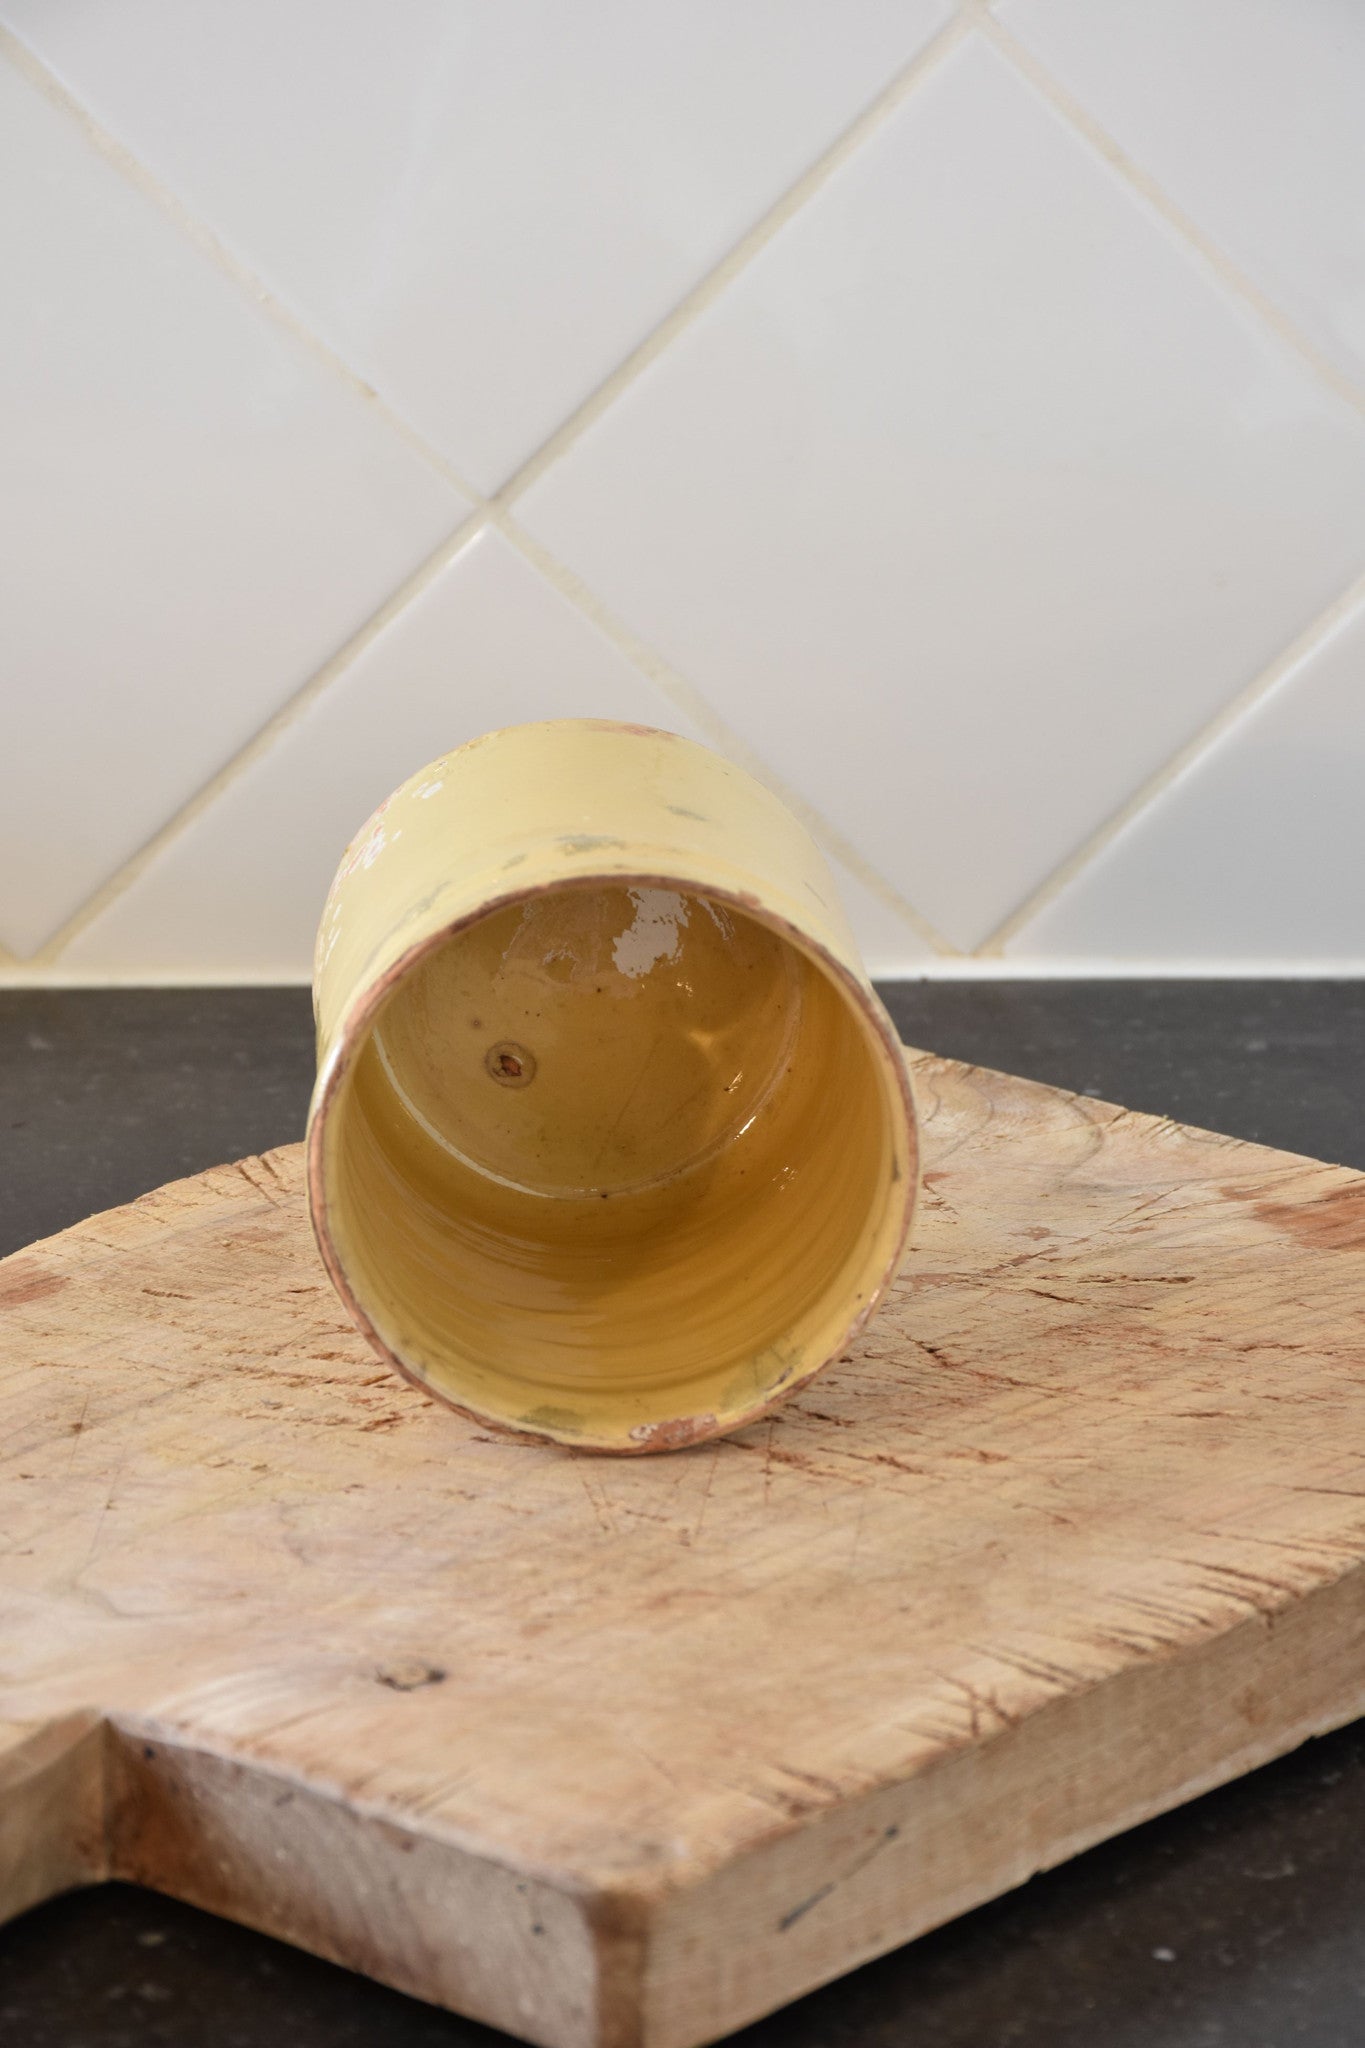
<box><xmin>4</xmin><ymin>1050</ymin><xmax>1365</xmax><ymax>2048</ymax></box>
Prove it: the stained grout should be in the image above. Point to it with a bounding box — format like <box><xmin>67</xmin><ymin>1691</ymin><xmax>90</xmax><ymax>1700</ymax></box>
<box><xmin>497</xmin><ymin>516</ymin><xmax>959</xmax><ymax>955</ymax></box>
<box><xmin>26</xmin><ymin>508</ymin><xmax>491</xmax><ymax>966</ymax></box>
<box><xmin>0</xmin><ymin>25</ymin><xmax>482</xmax><ymax>507</ymax></box>
<box><xmin>959</xmin><ymin>0</ymin><xmax>1365</xmax><ymax>953</ymax></box>
<box><xmin>977</xmin><ymin>559</ymin><xmax>1365</xmax><ymax>956</ymax></box>
<box><xmin>24</xmin><ymin>481</ymin><xmax>953</xmax><ymax>967</ymax></box>
<box><xmin>5</xmin><ymin>10</ymin><xmax>1363</xmax><ymax>976</ymax></box>
<box><xmin>2</xmin><ymin>12</ymin><xmax>968</xmax><ymax>966</ymax></box>
<box><xmin>975</xmin><ymin>7</ymin><xmax>1365</xmax><ymax>427</ymax></box>
<box><xmin>488</xmin><ymin>14</ymin><xmax>971</xmax><ymax>510</ymax></box>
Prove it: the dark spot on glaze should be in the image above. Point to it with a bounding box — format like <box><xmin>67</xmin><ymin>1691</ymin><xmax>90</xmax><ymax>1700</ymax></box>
<box><xmin>487</xmin><ymin>1041</ymin><xmax>535</xmax><ymax>1087</ymax></box>
<box><xmin>519</xmin><ymin>1404</ymin><xmax>583</xmax><ymax>1436</ymax></box>
<box><xmin>558</xmin><ymin>834</ymin><xmax>625</xmax><ymax>855</ymax></box>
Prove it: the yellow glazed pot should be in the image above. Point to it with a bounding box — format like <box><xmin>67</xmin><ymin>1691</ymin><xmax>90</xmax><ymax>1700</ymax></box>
<box><xmin>307</xmin><ymin>720</ymin><xmax>917</xmax><ymax>1453</ymax></box>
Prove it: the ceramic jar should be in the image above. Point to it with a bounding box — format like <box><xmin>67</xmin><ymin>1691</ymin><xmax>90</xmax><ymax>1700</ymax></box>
<box><xmin>308</xmin><ymin>720</ymin><xmax>917</xmax><ymax>1452</ymax></box>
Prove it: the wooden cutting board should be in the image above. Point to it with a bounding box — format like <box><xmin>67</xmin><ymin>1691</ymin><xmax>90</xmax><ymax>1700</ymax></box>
<box><xmin>4</xmin><ymin>1049</ymin><xmax>1365</xmax><ymax>2048</ymax></box>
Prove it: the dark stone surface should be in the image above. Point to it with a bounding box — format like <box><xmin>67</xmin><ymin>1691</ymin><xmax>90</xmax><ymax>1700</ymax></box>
<box><xmin>3</xmin><ymin>982</ymin><xmax>1365</xmax><ymax>2046</ymax></box>
<box><xmin>0</xmin><ymin>989</ymin><xmax>315</xmax><ymax>1263</ymax></box>
<box><xmin>879</xmin><ymin>979</ymin><xmax>1365</xmax><ymax>1175</ymax></box>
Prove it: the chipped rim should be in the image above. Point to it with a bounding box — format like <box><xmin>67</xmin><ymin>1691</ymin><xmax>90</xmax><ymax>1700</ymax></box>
<box><xmin>307</xmin><ymin>866</ymin><xmax>917</xmax><ymax>1457</ymax></box>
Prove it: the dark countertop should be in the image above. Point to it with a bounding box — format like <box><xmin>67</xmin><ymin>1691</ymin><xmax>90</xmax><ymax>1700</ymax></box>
<box><xmin>3</xmin><ymin>981</ymin><xmax>1365</xmax><ymax>2048</ymax></box>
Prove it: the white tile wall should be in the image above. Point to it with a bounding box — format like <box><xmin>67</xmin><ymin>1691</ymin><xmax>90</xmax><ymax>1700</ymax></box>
<box><xmin>519</xmin><ymin>35</ymin><xmax>1365</xmax><ymax>954</ymax></box>
<box><xmin>3</xmin><ymin>2</ymin><xmax>1364</xmax><ymax>983</ymax></box>
<box><xmin>0</xmin><ymin>51</ymin><xmax>467</xmax><ymax>960</ymax></box>
<box><xmin>1008</xmin><ymin>590</ymin><xmax>1365</xmax><ymax>965</ymax></box>
<box><xmin>59</xmin><ymin>529</ymin><xmax>709</xmax><ymax>978</ymax></box>
<box><xmin>61</xmin><ymin>527</ymin><xmax>933</xmax><ymax>980</ymax></box>
<box><xmin>3</xmin><ymin>0</ymin><xmax>952</xmax><ymax>493</ymax></box>
<box><xmin>1000</xmin><ymin>0</ymin><xmax>1365</xmax><ymax>395</ymax></box>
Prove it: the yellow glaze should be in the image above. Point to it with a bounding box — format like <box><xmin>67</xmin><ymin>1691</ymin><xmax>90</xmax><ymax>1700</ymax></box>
<box><xmin>307</xmin><ymin>721</ymin><xmax>917</xmax><ymax>1452</ymax></box>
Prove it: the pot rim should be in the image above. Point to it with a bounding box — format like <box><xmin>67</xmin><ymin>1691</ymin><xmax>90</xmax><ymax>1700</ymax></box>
<box><xmin>307</xmin><ymin>867</ymin><xmax>917</xmax><ymax>1455</ymax></box>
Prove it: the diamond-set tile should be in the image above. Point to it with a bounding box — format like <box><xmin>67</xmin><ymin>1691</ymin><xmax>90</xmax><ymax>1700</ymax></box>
<box><xmin>518</xmin><ymin>34</ymin><xmax>1365</xmax><ymax>953</ymax></box>
<box><xmin>10</xmin><ymin>5</ymin><xmax>1365</xmax><ymax>979</ymax></box>
<box><xmin>60</xmin><ymin>531</ymin><xmax>697</xmax><ymax>976</ymax></box>
<box><xmin>64</xmin><ymin>530</ymin><xmax>930</xmax><ymax>978</ymax></box>
<box><xmin>1</xmin><ymin>0</ymin><xmax>953</xmax><ymax>493</ymax></box>
<box><xmin>1007</xmin><ymin>595</ymin><xmax>1365</xmax><ymax>965</ymax></box>
<box><xmin>999</xmin><ymin>0</ymin><xmax>1365</xmax><ymax>396</ymax></box>
<box><xmin>817</xmin><ymin>865</ymin><xmax>936</xmax><ymax>978</ymax></box>
<box><xmin>0</xmin><ymin>52</ymin><xmax>467</xmax><ymax>960</ymax></box>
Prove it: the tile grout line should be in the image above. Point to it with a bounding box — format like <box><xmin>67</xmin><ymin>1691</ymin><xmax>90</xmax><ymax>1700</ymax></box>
<box><xmin>0</xmin><ymin>8</ymin><xmax>970</xmax><ymax>517</ymax></box>
<box><xmin>30</xmin><ymin>478</ymin><xmax>954</xmax><ymax>964</ymax></box>
<box><xmin>490</xmin><ymin>12</ymin><xmax>972</xmax><ymax>509</ymax></box>
<box><xmin>12</xmin><ymin>14</ymin><xmax>971</xmax><ymax>966</ymax></box>
<box><xmin>971</xmin><ymin>4</ymin><xmax>1365</xmax><ymax>426</ymax></box>
<box><xmin>973</xmin><ymin>557</ymin><xmax>1365</xmax><ymax>956</ymax></box>
<box><xmin>475</xmin><ymin>0</ymin><xmax>963</xmax><ymax>959</ymax></box>
<box><xmin>9</xmin><ymin>959</ymin><xmax>1365</xmax><ymax>990</ymax></box>
<box><xmin>0</xmin><ymin>25</ymin><xmax>482</xmax><ymax>504</ymax></box>
<box><xmin>40</xmin><ymin>0</ymin><xmax>1352</xmax><ymax>969</ymax></box>
<box><xmin>27</xmin><ymin>508</ymin><xmax>492</xmax><ymax>966</ymax></box>
<box><xmin>497</xmin><ymin>516</ymin><xmax>962</xmax><ymax>955</ymax></box>
<box><xmin>509</xmin><ymin>8</ymin><xmax>1365</xmax><ymax>963</ymax></box>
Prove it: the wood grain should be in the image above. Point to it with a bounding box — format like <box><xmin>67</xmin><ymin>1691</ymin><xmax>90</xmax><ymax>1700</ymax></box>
<box><xmin>4</xmin><ymin>1051</ymin><xmax>1365</xmax><ymax>2048</ymax></box>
